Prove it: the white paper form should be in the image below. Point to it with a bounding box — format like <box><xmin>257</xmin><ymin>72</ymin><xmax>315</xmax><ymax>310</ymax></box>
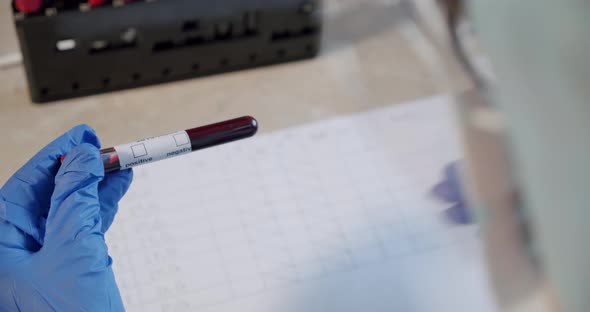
<box><xmin>107</xmin><ymin>96</ymin><xmax>497</xmax><ymax>312</ymax></box>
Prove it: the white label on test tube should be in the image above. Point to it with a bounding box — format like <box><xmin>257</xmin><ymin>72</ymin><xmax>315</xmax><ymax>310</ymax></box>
<box><xmin>114</xmin><ymin>131</ymin><xmax>192</xmax><ymax>169</ymax></box>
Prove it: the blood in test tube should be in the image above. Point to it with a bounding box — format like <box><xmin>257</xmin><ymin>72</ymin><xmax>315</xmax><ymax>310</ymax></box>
<box><xmin>59</xmin><ymin>116</ymin><xmax>258</xmax><ymax>173</ymax></box>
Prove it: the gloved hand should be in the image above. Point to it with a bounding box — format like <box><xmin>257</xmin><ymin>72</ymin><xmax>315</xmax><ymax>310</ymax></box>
<box><xmin>0</xmin><ymin>125</ymin><xmax>133</xmax><ymax>311</ymax></box>
<box><xmin>432</xmin><ymin>161</ymin><xmax>473</xmax><ymax>224</ymax></box>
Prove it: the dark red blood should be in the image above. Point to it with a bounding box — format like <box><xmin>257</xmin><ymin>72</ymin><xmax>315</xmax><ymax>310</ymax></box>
<box><xmin>186</xmin><ymin>116</ymin><xmax>258</xmax><ymax>151</ymax></box>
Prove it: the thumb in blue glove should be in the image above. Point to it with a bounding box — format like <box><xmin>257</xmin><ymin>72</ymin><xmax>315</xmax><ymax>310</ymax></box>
<box><xmin>0</xmin><ymin>125</ymin><xmax>132</xmax><ymax>311</ymax></box>
<box><xmin>432</xmin><ymin>161</ymin><xmax>473</xmax><ymax>224</ymax></box>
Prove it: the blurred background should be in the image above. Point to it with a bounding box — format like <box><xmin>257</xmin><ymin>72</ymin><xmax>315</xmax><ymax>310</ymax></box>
<box><xmin>0</xmin><ymin>0</ymin><xmax>469</xmax><ymax>183</ymax></box>
<box><xmin>0</xmin><ymin>1</ymin><xmax>502</xmax><ymax>311</ymax></box>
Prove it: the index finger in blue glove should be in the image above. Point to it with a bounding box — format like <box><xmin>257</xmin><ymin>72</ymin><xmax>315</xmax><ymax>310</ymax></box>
<box><xmin>45</xmin><ymin>143</ymin><xmax>105</xmax><ymax>247</ymax></box>
<box><xmin>444</xmin><ymin>202</ymin><xmax>473</xmax><ymax>225</ymax></box>
<box><xmin>98</xmin><ymin>169</ymin><xmax>133</xmax><ymax>233</ymax></box>
<box><xmin>0</xmin><ymin>125</ymin><xmax>100</xmax><ymax>248</ymax></box>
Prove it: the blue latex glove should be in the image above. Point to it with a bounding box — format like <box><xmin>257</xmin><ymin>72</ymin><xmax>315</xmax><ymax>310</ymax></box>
<box><xmin>432</xmin><ymin>161</ymin><xmax>473</xmax><ymax>224</ymax></box>
<box><xmin>0</xmin><ymin>125</ymin><xmax>133</xmax><ymax>311</ymax></box>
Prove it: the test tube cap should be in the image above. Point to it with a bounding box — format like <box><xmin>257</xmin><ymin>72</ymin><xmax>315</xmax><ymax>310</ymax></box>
<box><xmin>14</xmin><ymin>0</ymin><xmax>43</xmax><ymax>13</ymax></box>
